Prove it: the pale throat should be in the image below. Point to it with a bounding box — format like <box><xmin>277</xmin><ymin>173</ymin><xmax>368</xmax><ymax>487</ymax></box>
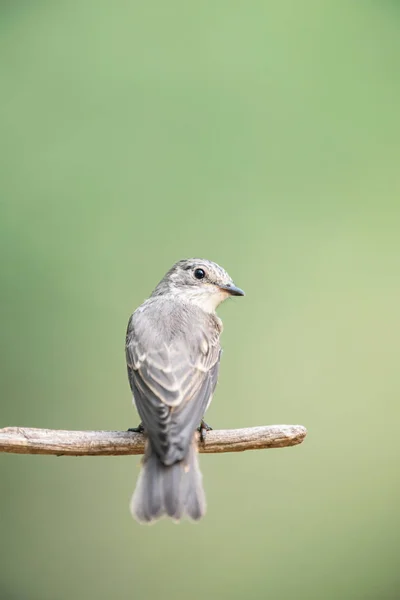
<box><xmin>185</xmin><ymin>288</ymin><xmax>229</xmax><ymax>313</ymax></box>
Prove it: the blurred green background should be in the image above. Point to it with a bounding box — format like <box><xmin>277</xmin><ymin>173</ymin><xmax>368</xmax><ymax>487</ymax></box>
<box><xmin>1</xmin><ymin>1</ymin><xmax>400</xmax><ymax>599</ymax></box>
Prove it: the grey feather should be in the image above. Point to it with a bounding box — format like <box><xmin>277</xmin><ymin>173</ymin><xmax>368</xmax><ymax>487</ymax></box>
<box><xmin>126</xmin><ymin>299</ymin><xmax>221</xmax><ymax>464</ymax></box>
<box><xmin>131</xmin><ymin>441</ymin><xmax>205</xmax><ymax>523</ymax></box>
<box><xmin>126</xmin><ymin>258</ymin><xmax>243</xmax><ymax>523</ymax></box>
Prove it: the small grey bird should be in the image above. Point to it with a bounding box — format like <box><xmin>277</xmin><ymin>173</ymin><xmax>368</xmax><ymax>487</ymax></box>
<box><xmin>125</xmin><ymin>258</ymin><xmax>244</xmax><ymax>524</ymax></box>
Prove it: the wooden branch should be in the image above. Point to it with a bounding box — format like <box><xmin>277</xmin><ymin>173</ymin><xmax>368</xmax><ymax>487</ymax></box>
<box><xmin>0</xmin><ymin>425</ymin><xmax>306</xmax><ymax>457</ymax></box>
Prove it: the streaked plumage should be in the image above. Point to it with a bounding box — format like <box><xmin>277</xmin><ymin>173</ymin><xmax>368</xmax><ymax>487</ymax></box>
<box><xmin>126</xmin><ymin>258</ymin><xmax>244</xmax><ymax>523</ymax></box>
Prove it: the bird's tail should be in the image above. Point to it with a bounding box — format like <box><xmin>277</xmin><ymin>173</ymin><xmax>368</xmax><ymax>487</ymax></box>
<box><xmin>130</xmin><ymin>438</ymin><xmax>206</xmax><ymax>524</ymax></box>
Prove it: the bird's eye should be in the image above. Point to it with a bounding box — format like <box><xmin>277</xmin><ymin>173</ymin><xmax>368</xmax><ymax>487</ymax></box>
<box><xmin>194</xmin><ymin>268</ymin><xmax>206</xmax><ymax>280</ymax></box>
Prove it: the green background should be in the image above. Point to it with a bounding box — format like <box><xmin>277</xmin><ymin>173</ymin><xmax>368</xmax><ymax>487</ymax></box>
<box><xmin>1</xmin><ymin>2</ymin><xmax>400</xmax><ymax>599</ymax></box>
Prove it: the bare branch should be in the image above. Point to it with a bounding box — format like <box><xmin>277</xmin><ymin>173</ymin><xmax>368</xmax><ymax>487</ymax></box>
<box><xmin>0</xmin><ymin>425</ymin><xmax>306</xmax><ymax>457</ymax></box>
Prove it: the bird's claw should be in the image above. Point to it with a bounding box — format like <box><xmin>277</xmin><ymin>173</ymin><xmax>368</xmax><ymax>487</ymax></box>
<box><xmin>128</xmin><ymin>422</ymin><xmax>145</xmax><ymax>434</ymax></box>
<box><xmin>198</xmin><ymin>420</ymin><xmax>213</xmax><ymax>443</ymax></box>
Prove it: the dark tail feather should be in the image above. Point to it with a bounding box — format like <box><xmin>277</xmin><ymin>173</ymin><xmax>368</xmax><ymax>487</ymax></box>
<box><xmin>131</xmin><ymin>439</ymin><xmax>205</xmax><ymax>524</ymax></box>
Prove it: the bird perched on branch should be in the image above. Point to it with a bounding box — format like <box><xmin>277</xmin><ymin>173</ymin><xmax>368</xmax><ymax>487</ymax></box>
<box><xmin>125</xmin><ymin>258</ymin><xmax>244</xmax><ymax>524</ymax></box>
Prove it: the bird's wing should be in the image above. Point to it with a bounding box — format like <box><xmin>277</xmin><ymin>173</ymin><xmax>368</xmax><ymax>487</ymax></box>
<box><xmin>126</xmin><ymin>312</ymin><xmax>221</xmax><ymax>465</ymax></box>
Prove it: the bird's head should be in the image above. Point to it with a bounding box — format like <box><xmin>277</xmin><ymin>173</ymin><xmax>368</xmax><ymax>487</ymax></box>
<box><xmin>152</xmin><ymin>258</ymin><xmax>245</xmax><ymax>313</ymax></box>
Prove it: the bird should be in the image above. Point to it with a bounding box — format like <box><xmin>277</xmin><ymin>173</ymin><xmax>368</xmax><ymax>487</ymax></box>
<box><xmin>125</xmin><ymin>258</ymin><xmax>244</xmax><ymax>523</ymax></box>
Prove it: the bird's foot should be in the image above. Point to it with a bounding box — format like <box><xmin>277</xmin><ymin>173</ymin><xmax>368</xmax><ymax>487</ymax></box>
<box><xmin>198</xmin><ymin>420</ymin><xmax>213</xmax><ymax>443</ymax></box>
<box><xmin>128</xmin><ymin>422</ymin><xmax>145</xmax><ymax>434</ymax></box>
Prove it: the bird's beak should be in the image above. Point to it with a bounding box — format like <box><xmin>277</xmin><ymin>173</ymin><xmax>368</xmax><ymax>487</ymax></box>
<box><xmin>218</xmin><ymin>283</ymin><xmax>245</xmax><ymax>297</ymax></box>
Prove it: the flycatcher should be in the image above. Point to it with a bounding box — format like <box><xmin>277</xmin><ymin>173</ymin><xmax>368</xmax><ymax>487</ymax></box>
<box><xmin>125</xmin><ymin>259</ymin><xmax>244</xmax><ymax>523</ymax></box>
